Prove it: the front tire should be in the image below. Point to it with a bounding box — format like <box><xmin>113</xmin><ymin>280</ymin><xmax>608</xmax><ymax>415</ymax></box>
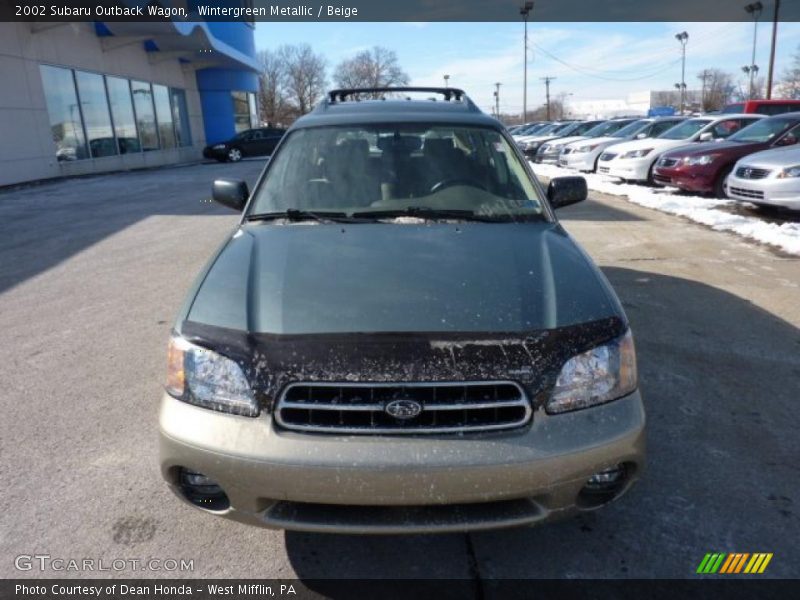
<box><xmin>714</xmin><ymin>165</ymin><xmax>733</xmax><ymax>199</ymax></box>
<box><xmin>227</xmin><ymin>147</ymin><xmax>243</xmax><ymax>162</ymax></box>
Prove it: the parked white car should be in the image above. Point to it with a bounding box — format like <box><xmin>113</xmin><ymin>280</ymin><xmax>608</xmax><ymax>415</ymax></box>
<box><xmin>559</xmin><ymin>117</ymin><xmax>686</xmax><ymax>173</ymax></box>
<box><xmin>726</xmin><ymin>146</ymin><xmax>800</xmax><ymax>211</ymax></box>
<box><xmin>597</xmin><ymin>114</ymin><xmax>762</xmax><ymax>183</ymax></box>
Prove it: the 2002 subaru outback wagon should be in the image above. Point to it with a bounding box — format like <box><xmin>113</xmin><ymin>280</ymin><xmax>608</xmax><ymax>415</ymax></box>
<box><xmin>160</xmin><ymin>87</ymin><xmax>645</xmax><ymax>534</ymax></box>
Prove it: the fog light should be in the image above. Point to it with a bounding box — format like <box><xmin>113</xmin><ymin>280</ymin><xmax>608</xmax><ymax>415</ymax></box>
<box><xmin>577</xmin><ymin>463</ymin><xmax>630</xmax><ymax>508</ymax></box>
<box><xmin>179</xmin><ymin>468</ymin><xmax>230</xmax><ymax>511</ymax></box>
<box><xmin>586</xmin><ymin>465</ymin><xmax>626</xmax><ymax>489</ymax></box>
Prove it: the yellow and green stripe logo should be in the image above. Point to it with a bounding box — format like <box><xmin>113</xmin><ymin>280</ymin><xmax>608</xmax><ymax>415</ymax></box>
<box><xmin>696</xmin><ymin>552</ymin><xmax>773</xmax><ymax>574</ymax></box>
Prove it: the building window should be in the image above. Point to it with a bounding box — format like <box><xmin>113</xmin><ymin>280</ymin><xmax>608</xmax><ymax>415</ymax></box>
<box><xmin>248</xmin><ymin>93</ymin><xmax>259</xmax><ymax>128</ymax></box>
<box><xmin>170</xmin><ymin>88</ymin><xmax>192</xmax><ymax>147</ymax></box>
<box><xmin>74</xmin><ymin>70</ymin><xmax>117</xmax><ymax>158</ymax></box>
<box><xmin>40</xmin><ymin>65</ymin><xmax>87</xmax><ymax>161</ymax></box>
<box><xmin>153</xmin><ymin>85</ymin><xmax>176</xmax><ymax>149</ymax></box>
<box><xmin>232</xmin><ymin>91</ymin><xmax>251</xmax><ymax>133</ymax></box>
<box><xmin>131</xmin><ymin>81</ymin><xmax>159</xmax><ymax>151</ymax></box>
<box><xmin>106</xmin><ymin>77</ymin><xmax>140</xmax><ymax>154</ymax></box>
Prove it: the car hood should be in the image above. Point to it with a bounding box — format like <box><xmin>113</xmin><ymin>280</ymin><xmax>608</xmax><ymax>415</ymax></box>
<box><xmin>732</xmin><ymin>145</ymin><xmax>800</xmax><ymax>169</ymax></box>
<box><xmin>607</xmin><ymin>137</ymin><xmax>688</xmax><ymax>155</ymax></box>
<box><xmin>543</xmin><ymin>136</ymin><xmax>588</xmax><ymax>148</ymax></box>
<box><xmin>565</xmin><ymin>136</ymin><xmax>620</xmax><ymax>149</ymax></box>
<box><xmin>186</xmin><ymin>222</ymin><xmax>623</xmax><ymax>336</ymax></box>
<box><xmin>662</xmin><ymin>140</ymin><xmax>763</xmax><ymax>159</ymax></box>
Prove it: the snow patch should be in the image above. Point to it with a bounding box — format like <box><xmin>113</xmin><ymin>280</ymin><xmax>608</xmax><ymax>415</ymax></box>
<box><xmin>532</xmin><ymin>162</ymin><xmax>800</xmax><ymax>256</ymax></box>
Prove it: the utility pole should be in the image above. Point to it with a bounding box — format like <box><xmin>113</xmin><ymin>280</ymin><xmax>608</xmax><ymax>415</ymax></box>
<box><xmin>541</xmin><ymin>76</ymin><xmax>555</xmax><ymax>120</ymax></box>
<box><xmin>744</xmin><ymin>2</ymin><xmax>763</xmax><ymax>99</ymax></box>
<box><xmin>675</xmin><ymin>31</ymin><xmax>689</xmax><ymax>113</ymax></box>
<box><xmin>493</xmin><ymin>82</ymin><xmax>501</xmax><ymax>118</ymax></box>
<box><xmin>699</xmin><ymin>69</ymin><xmax>709</xmax><ymax>111</ymax></box>
<box><xmin>520</xmin><ymin>2</ymin><xmax>534</xmax><ymax>123</ymax></box>
<box><xmin>766</xmin><ymin>0</ymin><xmax>780</xmax><ymax>99</ymax></box>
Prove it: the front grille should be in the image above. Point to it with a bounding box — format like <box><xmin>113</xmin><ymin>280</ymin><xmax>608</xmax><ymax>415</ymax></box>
<box><xmin>735</xmin><ymin>166</ymin><xmax>770</xmax><ymax>179</ymax></box>
<box><xmin>728</xmin><ymin>186</ymin><xmax>765</xmax><ymax>199</ymax></box>
<box><xmin>275</xmin><ymin>381</ymin><xmax>531</xmax><ymax>435</ymax></box>
<box><xmin>658</xmin><ymin>157</ymin><xmax>679</xmax><ymax>167</ymax></box>
<box><xmin>598</xmin><ymin>166</ymin><xmax>610</xmax><ymax>173</ymax></box>
<box><xmin>599</xmin><ymin>152</ymin><xmax>617</xmax><ymax>161</ymax></box>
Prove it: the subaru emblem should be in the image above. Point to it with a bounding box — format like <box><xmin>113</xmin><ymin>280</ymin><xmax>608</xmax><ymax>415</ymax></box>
<box><xmin>385</xmin><ymin>398</ymin><xmax>423</xmax><ymax>420</ymax></box>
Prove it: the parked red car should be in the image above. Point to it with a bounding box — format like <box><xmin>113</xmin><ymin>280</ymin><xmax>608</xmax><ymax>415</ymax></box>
<box><xmin>652</xmin><ymin>113</ymin><xmax>800</xmax><ymax>197</ymax></box>
<box><xmin>721</xmin><ymin>99</ymin><xmax>800</xmax><ymax>115</ymax></box>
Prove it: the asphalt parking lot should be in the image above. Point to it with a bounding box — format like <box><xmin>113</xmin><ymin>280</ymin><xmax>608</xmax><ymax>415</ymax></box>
<box><xmin>1</xmin><ymin>160</ymin><xmax>798</xmax><ymax>583</ymax></box>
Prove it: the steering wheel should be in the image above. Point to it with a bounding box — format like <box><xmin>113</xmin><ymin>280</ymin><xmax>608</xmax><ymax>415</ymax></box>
<box><xmin>429</xmin><ymin>177</ymin><xmax>488</xmax><ymax>194</ymax></box>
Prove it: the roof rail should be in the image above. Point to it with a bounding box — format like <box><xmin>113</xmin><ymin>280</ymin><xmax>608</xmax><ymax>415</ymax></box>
<box><xmin>328</xmin><ymin>87</ymin><xmax>469</xmax><ymax>104</ymax></box>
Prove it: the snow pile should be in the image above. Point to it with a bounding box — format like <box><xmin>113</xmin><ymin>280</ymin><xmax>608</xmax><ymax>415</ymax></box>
<box><xmin>532</xmin><ymin>162</ymin><xmax>800</xmax><ymax>256</ymax></box>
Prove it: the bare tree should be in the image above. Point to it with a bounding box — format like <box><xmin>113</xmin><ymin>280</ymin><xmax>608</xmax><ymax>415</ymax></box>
<box><xmin>279</xmin><ymin>44</ymin><xmax>327</xmax><ymax>117</ymax></box>
<box><xmin>256</xmin><ymin>49</ymin><xmax>291</xmax><ymax>126</ymax></box>
<box><xmin>333</xmin><ymin>47</ymin><xmax>409</xmax><ymax>98</ymax></box>
<box><xmin>697</xmin><ymin>69</ymin><xmax>736</xmax><ymax>111</ymax></box>
<box><xmin>781</xmin><ymin>44</ymin><xmax>800</xmax><ymax>99</ymax></box>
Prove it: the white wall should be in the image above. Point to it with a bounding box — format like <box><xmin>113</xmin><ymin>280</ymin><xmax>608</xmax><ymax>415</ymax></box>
<box><xmin>0</xmin><ymin>22</ymin><xmax>206</xmax><ymax>187</ymax></box>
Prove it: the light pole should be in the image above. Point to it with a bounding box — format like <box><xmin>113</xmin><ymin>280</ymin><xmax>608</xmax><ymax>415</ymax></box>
<box><xmin>766</xmin><ymin>0</ymin><xmax>781</xmax><ymax>99</ymax></box>
<box><xmin>520</xmin><ymin>2</ymin><xmax>534</xmax><ymax>123</ymax></box>
<box><xmin>744</xmin><ymin>2</ymin><xmax>763</xmax><ymax>99</ymax></box>
<box><xmin>675</xmin><ymin>31</ymin><xmax>689</xmax><ymax>114</ymax></box>
<box><xmin>493</xmin><ymin>82</ymin><xmax>501</xmax><ymax>118</ymax></box>
<box><xmin>443</xmin><ymin>74</ymin><xmax>450</xmax><ymax>89</ymax></box>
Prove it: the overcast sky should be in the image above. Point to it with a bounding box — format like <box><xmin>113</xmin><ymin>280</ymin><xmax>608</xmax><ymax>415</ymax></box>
<box><xmin>254</xmin><ymin>21</ymin><xmax>800</xmax><ymax>114</ymax></box>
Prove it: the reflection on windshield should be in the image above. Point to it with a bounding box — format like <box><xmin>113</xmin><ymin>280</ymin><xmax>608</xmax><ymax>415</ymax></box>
<box><xmin>250</xmin><ymin>125</ymin><xmax>544</xmax><ymax>219</ymax></box>
<box><xmin>728</xmin><ymin>118</ymin><xmax>793</xmax><ymax>143</ymax></box>
<box><xmin>585</xmin><ymin>120</ymin><xmax>635</xmax><ymax>138</ymax></box>
<box><xmin>611</xmin><ymin>120</ymin><xmax>648</xmax><ymax>138</ymax></box>
<box><xmin>658</xmin><ymin>119</ymin><xmax>712</xmax><ymax>140</ymax></box>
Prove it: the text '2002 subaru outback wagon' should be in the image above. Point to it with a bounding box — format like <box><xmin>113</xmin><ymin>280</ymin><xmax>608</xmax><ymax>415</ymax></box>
<box><xmin>160</xmin><ymin>87</ymin><xmax>645</xmax><ymax>534</ymax></box>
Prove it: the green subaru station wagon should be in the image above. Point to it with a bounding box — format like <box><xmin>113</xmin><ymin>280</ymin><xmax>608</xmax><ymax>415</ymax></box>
<box><xmin>159</xmin><ymin>87</ymin><xmax>645</xmax><ymax>533</ymax></box>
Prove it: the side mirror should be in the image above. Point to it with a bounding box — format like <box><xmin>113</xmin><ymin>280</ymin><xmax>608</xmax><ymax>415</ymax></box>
<box><xmin>212</xmin><ymin>179</ymin><xmax>249</xmax><ymax>211</ymax></box>
<box><xmin>775</xmin><ymin>134</ymin><xmax>797</xmax><ymax>147</ymax></box>
<box><xmin>698</xmin><ymin>132</ymin><xmax>714</xmax><ymax>142</ymax></box>
<box><xmin>635</xmin><ymin>132</ymin><xmax>647</xmax><ymax>139</ymax></box>
<box><xmin>547</xmin><ymin>176</ymin><xmax>587</xmax><ymax>209</ymax></box>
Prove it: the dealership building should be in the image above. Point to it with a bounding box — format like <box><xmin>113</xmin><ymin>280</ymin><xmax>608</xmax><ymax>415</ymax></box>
<box><xmin>0</xmin><ymin>11</ymin><xmax>259</xmax><ymax>187</ymax></box>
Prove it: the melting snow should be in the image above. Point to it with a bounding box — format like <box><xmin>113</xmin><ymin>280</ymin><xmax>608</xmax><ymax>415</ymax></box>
<box><xmin>532</xmin><ymin>162</ymin><xmax>800</xmax><ymax>256</ymax></box>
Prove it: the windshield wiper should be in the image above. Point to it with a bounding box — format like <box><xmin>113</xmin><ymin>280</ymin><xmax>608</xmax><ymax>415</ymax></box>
<box><xmin>246</xmin><ymin>209</ymin><xmax>360</xmax><ymax>224</ymax></box>
<box><xmin>351</xmin><ymin>207</ymin><xmax>516</xmax><ymax>222</ymax></box>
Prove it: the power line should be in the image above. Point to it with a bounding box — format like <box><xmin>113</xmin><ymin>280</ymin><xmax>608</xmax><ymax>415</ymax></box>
<box><xmin>531</xmin><ymin>42</ymin><xmax>682</xmax><ymax>81</ymax></box>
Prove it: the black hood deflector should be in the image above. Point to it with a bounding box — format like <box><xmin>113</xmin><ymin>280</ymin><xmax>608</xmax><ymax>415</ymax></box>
<box><xmin>180</xmin><ymin>317</ymin><xmax>627</xmax><ymax>410</ymax></box>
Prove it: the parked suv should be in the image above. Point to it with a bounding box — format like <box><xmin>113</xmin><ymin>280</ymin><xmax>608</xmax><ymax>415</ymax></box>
<box><xmin>721</xmin><ymin>99</ymin><xmax>800</xmax><ymax>116</ymax></box>
<box><xmin>203</xmin><ymin>127</ymin><xmax>286</xmax><ymax>162</ymax></box>
<box><xmin>653</xmin><ymin>113</ymin><xmax>800</xmax><ymax>197</ymax></box>
<box><xmin>160</xmin><ymin>87</ymin><xmax>644</xmax><ymax>533</ymax></box>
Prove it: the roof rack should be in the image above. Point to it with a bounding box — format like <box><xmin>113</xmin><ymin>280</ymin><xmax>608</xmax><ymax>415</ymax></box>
<box><xmin>328</xmin><ymin>87</ymin><xmax>468</xmax><ymax>104</ymax></box>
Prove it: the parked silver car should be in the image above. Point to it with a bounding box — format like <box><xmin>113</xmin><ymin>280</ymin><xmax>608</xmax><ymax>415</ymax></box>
<box><xmin>727</xmin><ymin>146</ymin><xmax>800</xmax><ymax>210</ymax></box>
<box><xmin>559</xmin><ymin>117</ymin><xmax>687</xmax><ymax>173</ymax></box>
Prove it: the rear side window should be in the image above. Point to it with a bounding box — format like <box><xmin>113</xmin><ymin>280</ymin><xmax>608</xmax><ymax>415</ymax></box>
<box><xmin>756</xmin><ymin>103</ymin><xmax>800</xmax><ymax>116</ymax></box>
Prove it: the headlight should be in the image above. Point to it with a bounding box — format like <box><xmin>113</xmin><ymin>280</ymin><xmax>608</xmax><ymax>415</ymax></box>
<box><xmin>620</xmin><ymin>148</ymin><xmax>653</xmax><ymax>159</ymax></box>
<box><xmin>546</xmin><ymin>329</ymin><xmax>637</xmax><ymax>414</ymax></box>
<box><xmin>777</xmin><ymin>164</ymin><xmax>800</xmax><ymax>178</ymax></box>
<box><xmin>525</xmin><ymin>142</ymin><xmax>541</xmax><ymax>151</ymax></box>
<box><xmin>683</xmin><ymin>154</ymin><xmax>717</xmax><ymax>166</ymax></box>
<box><xmin>573</xmin><ymin>144</ymin><xmax>600</xmax><ymax>153</ymax></box>
<box><xmin>212</xmin><ymin>144</ymin><xmax>226</xmax><ymax>150</ymax></box>
<box><xmin>166</xmin><ymin>336</ymin><xmax>258</xmax><ymax>417</ymax></box>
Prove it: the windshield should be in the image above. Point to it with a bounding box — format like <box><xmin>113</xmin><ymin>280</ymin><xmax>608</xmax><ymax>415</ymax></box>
<box><xmin>569</xmin><ymin>121</ymin><xmax>602</xmax><ymax>136</ymax></box>
<box><xmin>585</xmin><ymin>120</ymin><xmax>635</xmax><ymax>138</ymax></box>
<box><xmin>528</xmin><ymin>123</ymin><xmax>557</xmax><ymax>135</ymax></box>
<box><xmin>553</xmin><ymin>122</ymin><xmax>580</xmax><ymax>135</ymax></box>
<box><xmin>249</xmin><ymin>125</ymin><xmax>544</xmax><ymax>219</ymax></box>
<box><xmin>657</xmin><ymin>119</ymin><xmax>712</xmax><ymax>140</ymax></box>
<box><xmin>721</xmin><ymin>103</ymin><xmax>745</xmax><ymax>114</ymax></box>
<box><xmin>611</xmin><ymin>119</ymin><xmax>649</xmax><ymax>138</ymax></box>
<box><xmin>728</xmin><ymin>117</ymin><xmax>795</xmax><ymax>143</ymax></box>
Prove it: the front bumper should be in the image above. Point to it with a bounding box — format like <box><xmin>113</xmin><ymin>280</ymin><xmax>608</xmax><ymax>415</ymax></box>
<box><xmin>726</xmin><ymin>175</ymin><xmax>800</xmax><ymax>209</ymax></box>
<box><xmin>202</xmin><ymin>147</ymin><xmax>226</xmax><ymax>160</ymax></box>
<box><xmin>604</xmin><ymin>157</ymin><xmax>653</xmax><ymax>181</ymax></box>
<box><xmin>559</xmin><ymin>152</ymin><xmax>595</xmax><ymax>171</ymax></box>
<box><xmin>159</xmin><ymin>390</ymin><xmax>646</xmax><ymax>533</ymax></box>
<box><xmin>653</xmin><ymin>164</ymin><xmax>715</xmax><ymax>192</ymax></box>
